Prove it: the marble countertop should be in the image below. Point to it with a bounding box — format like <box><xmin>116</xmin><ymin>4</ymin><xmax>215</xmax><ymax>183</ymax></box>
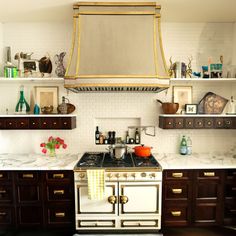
<box><xmin>0</xmin><ymin>152</ymin><xmax>236</xmax><ymax>171</ymax></box>
<box><xmin>156</xmin><ymin>152</ymin><xmax>236</xmax><ymax>170</ymax></box>
<box><xmin>0</xmin><ymin>153</ymin><xmax>80</xmax><ymax>170</ymax></box>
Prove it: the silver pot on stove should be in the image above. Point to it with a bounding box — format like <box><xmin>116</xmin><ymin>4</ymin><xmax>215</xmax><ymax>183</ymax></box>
<box><xmin>108</xmin><ymin>144</ymin><xmax>127</xmax><ymax>160</ymax></box>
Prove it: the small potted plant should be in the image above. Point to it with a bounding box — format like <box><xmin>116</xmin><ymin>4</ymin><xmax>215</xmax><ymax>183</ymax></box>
<box><xmin>40</xmin><ymin>136</ymin><xmax>67</xmax><ymax>157</ymax></box>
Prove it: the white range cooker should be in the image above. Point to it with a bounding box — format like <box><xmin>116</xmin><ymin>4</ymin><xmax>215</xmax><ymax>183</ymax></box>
<box><xmin>73</xmin><ymin>152</ymin><xmax>162</xmax><ymax>232</ymax></box>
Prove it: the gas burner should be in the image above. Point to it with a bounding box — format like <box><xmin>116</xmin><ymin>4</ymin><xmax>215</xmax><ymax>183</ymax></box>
<box><xmin>79</xmin><ymin>160</ymin><xmax>97</xmax><ymax>167</ymax></box>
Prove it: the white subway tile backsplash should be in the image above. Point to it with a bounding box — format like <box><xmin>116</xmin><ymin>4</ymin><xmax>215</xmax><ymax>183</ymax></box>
<box><xmin>0</xmin><ymin>22</ymin><xmax>235</xmax><ymax>155</ymax></box>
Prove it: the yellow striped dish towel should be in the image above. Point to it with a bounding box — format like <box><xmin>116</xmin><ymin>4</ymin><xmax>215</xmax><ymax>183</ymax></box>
<box><xmin>87</xmin><ymin>169</ymin><xmax>105</xmax><ymax>200</ymax></box>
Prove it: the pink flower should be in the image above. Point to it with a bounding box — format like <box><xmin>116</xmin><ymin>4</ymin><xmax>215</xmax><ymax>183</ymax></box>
<box><xmin>40</xmin><ymin>143</ymin><xmax>46</xmax><ymax>147</ymax></box>
<box><xmin>62</xmin><ymin>144</ymin><xmax>67</xmax><ymax>149</ymax></box>
<box><xmin>55</xmin><ymin>144</ymin><xmax>60</xmax><ymax>149</ymax></box>
<box><xmin>42</xmin><ymin>148</ymin><xmax>47</xmax><ymax>154</ymax></box>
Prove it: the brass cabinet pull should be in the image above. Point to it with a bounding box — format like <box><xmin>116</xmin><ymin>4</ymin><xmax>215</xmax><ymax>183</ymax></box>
<box><xmin>32</xmin><ymin>122</ymin><xmax>36</xmax><ymax>125</ymax></box>
<box><xmin>172</xmin><ymin>188</ymin><xmax>182</xmax><ymax>194</ymax></box>
<box><xmin>22</xmin><ymin>174</ymin><xmax>34</xmax><ymax>178</ymax></box>
<box><xmin>108</xmin><ymin>195</ymin><xmax>117</xmax><ymax>204</ymax></box>
<box><xmin>171</xmin><ymin>211</ymin><xmax>181</xmax><ymax>217</ymax></box>
<box><xmin>53</xmin><ymin>190</ymin><xmax>65</xmax><ymax>195</ymax></box>
<box><xmin>20</xmin><ymin>122</ymin><xmax>24</xmax><ymax>125</ymax></box>
<box><xmin>120</xmin><ymin>195</ymin><xmax>129</xmax><ymax>204</ymax></box>
<box><xmin>203</xmin><ymin>172</ymin><xmax>215</xmax><ymax>177</ymax></box>
<box><xmin>53</xmin><ymin>122</ymin><xmax>57</xmax><ymax>125</ymax></box>
<box><xmin>0</xmin><ymin>190</ymin><xmax>7</xmax><ymax>194</ymax></box>
<box><xmin>55</xmin><ymin>212</ymin><xmax>65</xmax><ymax>218</ymax></box>
<box><xmin>43</xmin><ymin>122</ymin><xmax>47</xmax><ymax>125</ymax></box>
<box><xmin>0</xmin><ymin>212</ymin><xmax>6</xmax><ymax>216</ymax></box>
<box><xmin>53</xmin><ymin>173</ymin><xmax>64</xmax><ymax>179</ymax></box>
<box><xmin>63</xmin><ymin>122</ymin><xmax>67</xmax><ymax>125</ymax></box>
<box><xmin>172</xmin><ymin>172</ymin><xmax>183</xmax><ymax>178</ymax></box>
<box><xmin>0</xmin><ymin>174</ymin><xmax>3</xmax><ymax>178</ymax></box>
<box><xmin>9</xmin><ymin>122</ymin><xmax>12</xmax><ymax>125</ymax></box>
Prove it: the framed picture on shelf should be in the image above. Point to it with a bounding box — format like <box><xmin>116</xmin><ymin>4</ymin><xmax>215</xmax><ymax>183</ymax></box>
<box><xmin>173</xmin><ymin>86</ymin><xmax>192</xmax><ymax>113</ymax></box>
<box><xmin>35</xmin><ymin>86</ymin><xmax>59</xmax><ymax>113</ymax></box>
<box><xmin>185</xmin><ymin>104</ymin><xmax>198</xmax><ymax>114</ymax></box>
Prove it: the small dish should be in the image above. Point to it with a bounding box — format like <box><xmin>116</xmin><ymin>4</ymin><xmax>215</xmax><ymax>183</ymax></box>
<box><xmin>41</xmin><ymin>106</ymin><xmax>53</xmax><ymax>114</ymax></box>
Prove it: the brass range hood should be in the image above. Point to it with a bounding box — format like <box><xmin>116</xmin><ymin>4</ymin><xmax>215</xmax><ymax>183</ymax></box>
<box><xmin>64</xmin><ymin>1</ymin><xmax>170</xmax><ymax>93</ymax></box>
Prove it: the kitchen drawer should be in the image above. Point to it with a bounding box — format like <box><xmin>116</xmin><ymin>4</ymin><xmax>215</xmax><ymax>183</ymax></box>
<box><xmin>163</xmin><ymin>205</ymin><xmax>189</xmax><ymax>226</ymax></box>
<box><xmin>121</xmin><ymin>219</ymin><xmax>159</xmax><ymax>228</ymax></box>
<box><xmin>15</xmin><ymin>172</ymin><xmax>39</xmax><ymax>183</ymax></box>
<box><xmin>196</xmin><ymin>170</ymin><xmax>222</xmax><ymax>180</ymax></box>
<box><xmin>45</xmin><ymin>171</ymin><xmax>73</xmax><ymax>182</ymax></box>
<box><xmin>163</xmin><ymin>170</ymin><xmax>192</xmax><ymax>180</ymax></box>
<box><xmin>0</xmin><ymin>207</ymin><xmax>14</xmax><ymax>226</ymax></box>
<box><xmin>46</xmin><ymin>205</ymin><xmax>74</xmax><ymax>226</ymax></box>
<box><xmin>174</xmin><ymin>118</ymin><xmax>184</xmax><ymax>129</ymax></box>
<box><xmin>194</xmin><ymin>118</ymin><xmax>204</xmax><ymax>128</ymax></box>
<box><xmin>0</xmin><ymin>185</ymin><xmax>13</xmax><ymax>203</ymax></box>
<box><xmin>204</xmin><ymin>118</ymin><xmax>214</xmax><ymax>128</ymax></box>
<box><xmin>61</xmin><ymin>117</ymin><xmax>76</xmax><ymax>129</ymax></box>
<box><xmin>5</xmin><ymin>118</ymin><xmax>17</xmax><ymax>129</ymax></box>
<box><xmin>164</xmin><ymin>182</ymin><xmax>190</xmax><ymax>200</ymax></box>
<box><xmin>46</xmin><ymin>185</ymin><xmax>73</xmax><ymax>201</ymax></box>
<box><xmin>29</xmin><ymin>118</ymin><xmax>41</xmax><ymax>129</ymax></box>
<box><xmin>0</xmin><ymin>119</ymin><xmax>6</xmax><ymax>129</ymax></box>
<box><xmin>17</xmin><ymin>185</ymin><xmax>41</xmax><ymax>203</ymax></box>
<box><xmin>185</xmin><ymin>118</ymin><xmax>194</xmax><ymax>128</ymax></box>
<box><xmin>5</xmin><ymin>118</ymin><xmax>29</xmax><ymax>129</ymax></box>
<box><xmin>78</xmin><ymin>220</ymin><xmax>115</xmax><ymax>228</ymax></box>
<box><xmin>0</xmin><ymin>172</ymin><xmax>12</xmax><ymax>182</ymax></box>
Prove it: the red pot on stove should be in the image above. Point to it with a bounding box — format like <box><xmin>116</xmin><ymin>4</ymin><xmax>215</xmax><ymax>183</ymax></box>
<box><xmin>133</xmin><ymin>144</ymin><xmax>152</xmax><ymax>158</ymax></box>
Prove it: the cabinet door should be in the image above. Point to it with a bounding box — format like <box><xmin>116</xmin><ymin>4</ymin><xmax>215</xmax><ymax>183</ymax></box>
<box><xmin>75</xmin><ymin>182</ymin><xmax>117</xmax><ymax>215</ymax></box>
<box><xmin>119</xmin><ymin>182</ymin><xmax>161</xmax><ymax>215</ymax></box>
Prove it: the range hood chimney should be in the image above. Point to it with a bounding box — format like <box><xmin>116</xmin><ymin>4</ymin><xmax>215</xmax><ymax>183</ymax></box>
<box><xmin>64</xmin><ymin>1</ymin><xmax>170</xmax><ymax>93</ymax></box>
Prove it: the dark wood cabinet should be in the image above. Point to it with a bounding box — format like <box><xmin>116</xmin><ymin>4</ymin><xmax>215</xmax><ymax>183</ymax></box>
<box><xmin>0</xmin><ymin>116</ymin><xmax>76</xmax><ymax>130</ymax></box>
<box><xmin>224</xmin><ymin>169</ymin><xmax>236</xmax><ymax>226</ymax></box>
<box><xmin>162</xmin><ymin>169</ymin><xmax>224</xmax><ymax>227</ymax></box>
<box><xmin>0</xmin><ymin>170</ymin><xmax>74</xmax><ymax>230</ymax></box>
<box><xmin>159</xmin><ymin>116</ymin><xmax>236</xmax><ymax>129</ymax></box>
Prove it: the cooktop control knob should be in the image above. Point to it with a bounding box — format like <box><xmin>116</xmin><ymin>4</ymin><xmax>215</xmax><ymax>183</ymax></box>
<box><xmin>116</xmin><ymin>173</ymin><xmax>121</xmax><ymax>178</ymax></box>
<box><xmin>150</xmin><ymin>173</ymin><xmax>156</xmax><ymax>178</ymax></box>
<box><xmin>141</xmin><ymin>172</ymin><xmax>146</xmax><ymax>177</ymax></box>
<box><xmin>107</xmin><ymin>173</ymin><xmax>113</xmax><ymax>178</ymax></box>
<box><xmin>131</xmin><ymin>173</ymin><xmax>136</xmax><ymax>178</ymax></box>
<box><xmin>123</xmin><ymin>173</ymin><xmax>129</xmax><ymax>178</ymax></box>
<box><xmin>79</xmin><ymin>173</ymin><xmax>85</xmax><ymax>179</ymax></box>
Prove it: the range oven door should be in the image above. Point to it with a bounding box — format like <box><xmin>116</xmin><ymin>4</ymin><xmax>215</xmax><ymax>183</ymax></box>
<box><xmin>75</xmin><ymin>181</ymin><xmax>118</xmax><ymax>216</ymax></box>
<box><xmin>119</xmin><ymin>181</ymin><xmax>161</xmax><ymax>215</ymax></box>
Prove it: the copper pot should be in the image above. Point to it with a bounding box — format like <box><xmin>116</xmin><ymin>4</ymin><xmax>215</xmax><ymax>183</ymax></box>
<box><xmin>157</xmin><ymin>99</ymin><xmax>179</xmax><ymax>114</ymax></box>
<box><xmin>133</xmin><ymin>144</ymin><xmax>152</xmax><ymax>158</ymax></box>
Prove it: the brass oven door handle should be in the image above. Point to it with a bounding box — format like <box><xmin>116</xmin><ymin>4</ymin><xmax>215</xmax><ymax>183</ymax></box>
<box><xmin>108</xmin><ymin>195</ymin><xmax>117</xmax><ymax>204</ymax></box>
<box><xmin>120</xmin><ymin>195</ymin><xmax>129</xmax><ymax>204</ymax></box>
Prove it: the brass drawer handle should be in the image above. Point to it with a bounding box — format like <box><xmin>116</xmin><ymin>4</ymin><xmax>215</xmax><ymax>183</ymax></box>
<box><xmin>53</xmin><ymin>190</ymin><xmax>65</xmax><ymax>195</ymax></box>
<box><xmin>0</xmin><ymin>212</ymin><xmax>6</xmax><ymax>216</ymax></box>
<box><xmin>43</xmin><ymin>122</ymin><xmax>47</xmax><ymax>125</ymax></box>
<box><xmin>63</xmin><ymin>122</ymin><xmax>67</xmax><ymax>125</ymax></box>
<box><xmin>171</xmin><ymin>211</ymin><xmax>181</xmax><ymax>217</ymax></box>
<box><xmin>0</xmin><ymin>190</ymin><xmax>7</xmax><ymax>194</ymax></box>
<box><xmin>20</xmin><ymin>122</ymin><xmax>24</xmax><ymax>125</ymax></box>
<box><xmin>203</xmin><ymin>172</ymin><xmax>215</xmax><ymax>177</ymax></box>
<box><xmin>53</xmin><ymin>173</ymin><xmax>64</xmax><ymax>179</ymax></box>
<box><xmin>172</xmin><ymin>172</ymin><xmax>183</xmax><ymax>178</ymax></box>
<box><xmin>168</xmin><ymin>122</ymin><xmax>172</xmax><ymax>125</ymax></box>
<box><xmin>22</xmin><ymin>174</ymin><xmax>34</xmax><ymax>178</ymax></box>
<box><xmin>0</xmin><ymin>174</ymin><xmax>3</xmax><ymax>178</ymax></box>
<box><xmin>172</xmin><ymin>188</ymin><xmax>182</xmax><ymax>194</ymax></box>
<box><xmin>8</xmin><ymin>122</ymin><xmax>12</xmax><ymax>125</ymax></box>
<box><xmin>55</xmin><ymin>212</ymin><xmax>65</xmax><ymax>218</ymax></box>
<box><xmin>53</xmin><ymin>122</ymin><xmax>57</xmax><ymax>125</ymax></box>
<box><xmin>32</xmin><ymin>122</ymin><xmax>36</xmax><ymax>125</ymax></box>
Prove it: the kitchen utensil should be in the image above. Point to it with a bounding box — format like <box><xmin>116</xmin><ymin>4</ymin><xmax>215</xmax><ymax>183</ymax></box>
<box><xmin>198</xmin><ymin>92</ymin><xmax>228</xmax><ymax>114</ymax></box>
<box><xmin>133</xmin><ymin>144</ymin><xmax>152</xmax><ymax>158</ymax></box>
<box><xmin>157</xmin><ymin>99</ymin><xmax>179</xmax><ymax>114</ymax></box>
<box><xmin>108</xmin><ymin>144</ymin><xmax>127</xmax><ymax>160</ymax></box>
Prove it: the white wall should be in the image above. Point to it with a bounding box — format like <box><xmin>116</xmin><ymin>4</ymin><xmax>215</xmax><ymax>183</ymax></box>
<box><xmin>0</xmin><ymin>22</ymin><xmax>235</xmax><ymax>155</ymax></box>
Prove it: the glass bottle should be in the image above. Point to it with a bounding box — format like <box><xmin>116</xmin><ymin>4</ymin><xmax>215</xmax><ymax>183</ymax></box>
<box><xmin>95</xmin><ymin>126</ymin><xmax>100</xmax><ymax>144</ymax></box>
<box><xmin>15</xmin><ymin>85</ymin><xmax>30</xmax><ymax>114</ymax></box>
<box><xmin>135</xmin><ymin>128</ymin><xmax>140</xmax><ymax>144</ymax></box>
<box><xmin>186</xmin><ymin>136</ymin><xmax>192</xmax><ymax>155</ymax></box>
<box><xmin>4</xmin><ymin>47</ymin><xmax>17</xmax><ymax>78</ymax></box>
<box><xmin>126</xmin><ymin>131</ymin><xmax>130</xmax><ymax>144</ymax></box>
<box><xmin>179</xmin><ymin>135</ymin><xmax>187</xmax><ymax>155</ymax></box>
<box><xmin>57</xmin><ymin>96</ymin><xmax>68</xmax><ymax>114</ymax></box>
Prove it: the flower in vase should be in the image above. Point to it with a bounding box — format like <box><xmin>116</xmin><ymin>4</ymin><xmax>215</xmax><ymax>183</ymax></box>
<box><xmin>40</xmin><ymin>136</ymin><xmax>67</xmax><ymax>156</ymax></box>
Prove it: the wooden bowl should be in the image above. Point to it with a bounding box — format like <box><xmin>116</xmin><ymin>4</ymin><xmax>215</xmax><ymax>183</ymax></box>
<box><xmin>162</xmin><ymin>103</ymin><xmax>179</xmax><ymax>114</ymax></box>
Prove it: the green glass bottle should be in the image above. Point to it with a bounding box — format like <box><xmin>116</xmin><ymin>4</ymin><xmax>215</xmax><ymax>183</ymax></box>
<box><xmin>179</xmin><ymin>135</ymin><xmax>187</xmax><ymax>155</ymax></box>
<box><xmin>15</xmin><ymin>85</ymin><xmax>30</xmax><ymax>113</ymax></box>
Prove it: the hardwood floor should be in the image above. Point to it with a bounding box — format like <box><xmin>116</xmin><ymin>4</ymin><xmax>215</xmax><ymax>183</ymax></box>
<box><xmin>0</xmin><ymin>227</ymin><xmax>235</xmax><ymax>236</ymax></box>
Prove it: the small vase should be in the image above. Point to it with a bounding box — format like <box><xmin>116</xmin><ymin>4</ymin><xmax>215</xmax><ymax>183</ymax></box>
<box><xmin>48</xmin><ymin>148</ymin><xmax>56</xmax><ymax>157</ymax></box>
